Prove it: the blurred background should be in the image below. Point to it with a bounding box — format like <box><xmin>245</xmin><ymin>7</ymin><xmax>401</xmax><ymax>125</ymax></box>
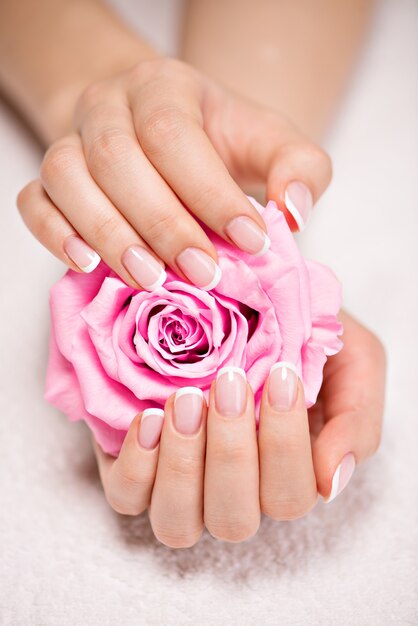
<box><xmin>0</xmin><ymin>1</ymin><xmax>417</xmax><ymax>624</ymax></box>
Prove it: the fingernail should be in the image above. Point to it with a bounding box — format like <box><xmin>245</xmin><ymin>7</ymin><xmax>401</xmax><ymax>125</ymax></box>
<box><xmin>284</xmin><ymin>181</ymin><xmax>313</xmax><ymax>231</ymax></box>
<box><xmin>138</xmin><ymin>408</ymin><xmax>165</xmax><ymax>450</ymax></box>
<box><xmin>215</xmin><ymin>366</ymin><xmax>247</xmax><ymax>417</ymax></box>
<box><xmin>176</xmin><ymin>247</ymin><xmax>221</xmax><ymax>291</ymax></box>
<box><xmin>225</xmin><ymin>216</ymin><xmax>270</xmax><ymax>256</ymax></box>
<box><xmin>64</xmin><ymin>235</ymin><xmax>101</xmax><ymax>273</ymax></box>
<box><xmin>325</xmin><ymin>453</ymin><xmax>356</xmax><ymax>503</ymax></box>
<box><xmin>268</xmin><ymin>362</ymin><xmax>298</xmax><ymax>411</ymax></box>
<box><xmin>122</xmin><ymin>246</ymin><xmax>166</xmax><ymax>290</ymax></box>
<box><xmin>174</xmin><ymin>387</ymin><xmax>204</xmax><ymax>435</ymax></box>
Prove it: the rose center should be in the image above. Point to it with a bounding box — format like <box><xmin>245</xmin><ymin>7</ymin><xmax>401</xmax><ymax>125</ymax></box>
<box><xmin>146</xmin><ymin>306</ymin><xmax>210</xmax><ymax>363</ymax></box>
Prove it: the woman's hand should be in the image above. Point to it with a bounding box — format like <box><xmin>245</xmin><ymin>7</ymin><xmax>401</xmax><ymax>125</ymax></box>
<box><xmin>17</xmin><ymin>57</ymin><xmax>331</xmax><ymax>291</ymax></box>
<box><xmin>93</xmin><ymin>310</ymin><xmax>385</xmax><ymax>547</ymax></box>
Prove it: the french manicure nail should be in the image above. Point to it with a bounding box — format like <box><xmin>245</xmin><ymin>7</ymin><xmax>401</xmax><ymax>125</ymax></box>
<box><xmin>122</xmin><ymin>246</ymin><xmax>166</xmax><ymax>290</ymax></box>
<box><xmin>268</xmin><ymin>362</ymin><xmax>298</xmax><ymax>411</ymax></box>
<box><xmin>215</xmin><ymin>366</ymin><xmax>247</xmax><ymax>417</ymax></box>
<box><xmin>176</xmin><ymin>247</ymin><xmax>221</xmax><ymax>291</ymax></box>
<box><xmin>64</xmin><ymin>235</ymin><xmax>101</xmax><ymax>272</ymax></box>
<box><xmin>325</xmin><ymin>453</ymin><xmax>356</xmax><ymax>503</ymax></box>
<box><xmin>138</xmin><ymin>408</ymin><xmax>165</xmax><ymax>450</ymax></box>
<box><xmin>225</xmin><ymin>216</ymin><xmax>270</xmax><ymax>256</ymax></box>
<box><xmin>284</xmin><ymin>181</ymin><xmax>313</xmax><ymax>231</ymax></box>
<box><xmin>174</xmin><ymin>387</ymin><xmax>204</xmax><ymax>435</ymax></box>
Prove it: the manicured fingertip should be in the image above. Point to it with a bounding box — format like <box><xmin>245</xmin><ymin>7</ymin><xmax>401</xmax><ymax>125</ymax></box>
<box><xmin>64</xmin><ymin>235</ymin><xmax>101</xmax><ymax>272</ymax></box>
<box><xmin>176</xmin><ymin>247</ymin><xmax>222</xmax><ymax>291</ymax></box>
<box><xmin>215</xmin><ymin>367</ymin><xmax>247</xmax><ymax>417</ymax></box>
<box><xmin>225</xmin><ymin>215</ymin><xmax>271</xmax><ymax>256</ymax></box>
<box><xmin>324</xmin><ymin>452</ymin><xmax>356</xmax><ymax>503</ymax></box>
<box><xmin>138</xmin><ymin>408</ymin><xmax>165</xmax><ymax>450</ymax></box>
<box><xmin>173</xmin><ymin>386</ymin><xmax>204</xmax><ymax>435</ymax></box>
<box><xmin>267</xmin><ymin>362</ymin><xmax>299</xmax><ymax>412</ymax></box>
<box><xmin>200</xmin><ymin>263</ymin><xmax>222</xmax><ymax>291</ymax></box>
<box><xmin>252</xmin><ymin>233</ymin><xmax>271</xmax><ymax>257</ymax></box>
<box><xmin>122</xmin><ymin>246</ymin><xmax>167</xmax><ymax>291</ymax></box>
<box><xmin>284</xmin><ymin>181</ymin><xmax>313</xmax><ymax>232</ymax></box>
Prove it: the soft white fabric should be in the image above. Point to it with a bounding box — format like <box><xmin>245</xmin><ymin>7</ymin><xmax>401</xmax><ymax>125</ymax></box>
<box><xmin>0</xmin><ymin>1</ymin><xmax>417</xmax><ymax>624</ymax></box>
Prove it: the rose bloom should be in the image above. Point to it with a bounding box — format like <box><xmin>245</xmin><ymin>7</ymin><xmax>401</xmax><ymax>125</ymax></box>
<box><xmin>45</xmin><ymin>198</ymin><xmax>343</xmax><ymax>456</ymax></box>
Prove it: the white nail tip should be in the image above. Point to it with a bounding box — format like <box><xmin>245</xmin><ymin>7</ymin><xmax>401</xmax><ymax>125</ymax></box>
<box><xmin>142</xmin><ymin>408</ymin><xmax>165</xmax><ymax>420</ymax></box>
<box><xmin>81</xmin><ymin>252</ymin><xmax>101</xmax><ymax>273</ymax></box>
<box><xmin>175</xmin><ymin>386</ymin><xmax>204</xmax><ymax>401</ymax></box>
<box><xmin>200</xmin><ymin>264</ymin><xmax>222</xmax><ymax>291</ymax></box>
<box><xmin>324</xmin><ymin>463</ymin><xmax>342</xmax><ymax>504</ymax></box>
<box><xmin>252</xmin><ymin>234</ymin><xmax>271</xmax><ymax>257</ymax></box>
<box><xmin>269</xmin><ymin>361</ymin><xmax>299</xmax><ymax>377</ymax></box>
<box><xmin>217</xmin><ymin>366</ymin><xmax>246</xmax><ymax>380</ymax></box>
<box><xmin>284</xmin><ymin>191</ymin><xmax>306</xmax><ymax>232</ymax></box>
<box><xmin>145</xmin><ymin>268</ymin><xmax>167</xmax><ymax>291</ymax></box>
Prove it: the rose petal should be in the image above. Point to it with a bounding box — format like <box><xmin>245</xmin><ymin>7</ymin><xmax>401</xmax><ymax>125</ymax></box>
<box><xmin>50</xmin><ymin>263</ymin><xmax>110</xmax><ymax>360</ymax></box>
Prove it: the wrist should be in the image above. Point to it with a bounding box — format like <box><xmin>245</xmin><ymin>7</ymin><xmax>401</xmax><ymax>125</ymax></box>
<box><xmin>0</xmin><ymin>0</ymin><xmax>160</xmax><ymax>145</ymax></box>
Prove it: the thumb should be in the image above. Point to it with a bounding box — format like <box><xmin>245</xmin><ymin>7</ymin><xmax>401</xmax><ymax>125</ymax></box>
<box><xmin>312</xmin><ymin>311</ymin><xmax>386</xmax><ymax>503</ymax></box>
<box><xmin>228</xmin><ymin>104</ymin><xmax>332</xmax><ymax>231</ymax></box>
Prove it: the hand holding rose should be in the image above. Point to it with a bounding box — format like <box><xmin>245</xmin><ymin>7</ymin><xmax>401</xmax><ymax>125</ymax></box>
<box><xmin>45</xmin><ymin>197</ymin><xmax>386</xmax><ymax>546</ymax></box>
<box><xmin>6</xmin><ymin>6</ymin><xmax>386</xmax><ymax>547</ymax></box>
<box><xmin>93</xmin><ymin>311</ymin><xmax>385</xmax><ymax>548</ymax></box>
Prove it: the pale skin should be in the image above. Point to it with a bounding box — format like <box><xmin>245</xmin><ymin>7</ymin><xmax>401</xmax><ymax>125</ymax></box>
<box><xmin>0</xmin><ymin>0</ymin><xmax>385</xmax><ymax>546</ymax></box>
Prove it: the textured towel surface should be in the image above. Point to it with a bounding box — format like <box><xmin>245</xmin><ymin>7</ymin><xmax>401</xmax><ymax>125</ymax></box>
<box><xmin>0</xmin><ymin>1</ymin><xmax>417</xmax><ymax>624</ymax></box>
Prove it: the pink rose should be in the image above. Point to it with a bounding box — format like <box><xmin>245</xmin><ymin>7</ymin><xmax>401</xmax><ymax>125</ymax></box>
<box><xmin>45</xmin><ymin>198</ymin><xmax>343</xmax><ymax>456</ymax></box>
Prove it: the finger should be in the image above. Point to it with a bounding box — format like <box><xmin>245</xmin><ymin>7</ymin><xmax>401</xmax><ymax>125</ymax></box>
<box><xmin>258</xmin><ymin>362</ymin><xmax>317</xmax><ymax>520</ymax></box>
<box><xmin>93</xmin><ymin>408</ymin><xmax>164</xmax><ymax>515</ymax></box>
<box><xmin>149</xmin><ymin>387</ymin><xmax>206</xmax><ymax>548</ymax></box>
<box><xmin>130</xmin><ymin>60</ymin><xmax>271</xmax><ymax>257</ymax></box>
<box><xmin>17</xmin><ymin>179</ymin><xmax>101</xmax><ymax>273</ymax></box>
<box><xmin>204</xmin><ymin>367</ymin><xmax>260</xmax><ymax>543</ymax></box>
<box><xmin>312</xmin><ymin>311</ymin><xmax>386</xmax><ymax>502</ymax></box>
<box><xmin>39</xmin><ymin>134</ymin><xmax>166</xmax><ymax>291</ymax></box>
<box><xmin>78</xmin><ymin>95</ymin><xmax>223</xmax><ymax>290</ymax></box>
<box><xmin>221</xmin><ymin>101</ymin><xmax>332</xmax><ymax>232</ymax></box>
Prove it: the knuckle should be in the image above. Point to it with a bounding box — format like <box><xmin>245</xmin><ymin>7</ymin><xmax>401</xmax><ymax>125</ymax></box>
<box><xmin>40</xmin><ymin>142</ymin><xmax>78</xmax><ymax>184</ymax></box>
<box><xmin>261</xmin><ymin>492</ymin><xmax>317</xmax><ymax>521</ymax></box>
<box><xmin>205</xmin><ymin>514</ymin><xmax>259</xmax><ymax>543</ymax></box>
<box><xmin>86</xmin><ymin>128</ymin><xmax>134</xmax><ymax>175</ymax></box>
<box><xmin>164</xmin><ymin>453</ymin><xmax>204</xmax><ymax>481</ymax></box>
<box><xmin>132</xmin><ymin>57</ymin><xmax>191</xmax><ymax>83</ymax></box>
<box><xmin>16</xmin><ymin>180</ymin><xmax>40</xmax><ymax>215</ymax></box>
<box><xmin>141</xmin><ymin>211</ymin><xmax>179</xmax><ymax>245</ymax></box>
<box><xmin>367</xmin><ymin>419</ymin><xmax>383</xmax><ymax>456</ymax></box>
<box><xmin>112</xmin><ymin>462</ymin><xmax>154</xmax><ymax>494</ymax></box>
<box><xmin>261</xmin><ymin>435</ymin><xmax>308</xmax><ymax>460</ymax></box>
<box><xmin>365</xmin><ymin>329</ymin><xmax>386</xmax><ymax>361</ymax></box>
<box><xmin>139</xmin><ymin>106</ymin><xmax>187</xmax><ymax>151</ymax></box>
<box><xmin>185</xmin><ymin>182</ymin><xmax>223</xmax><ymax>217</ymax></box>
<box><xmin>285</xmin><ymin>141</ymin><xmax>333</xmax><ymax>187</ymax></box>
<box><xmin>306</xmin><ymin>142</ymin><xmax>332</xmax><ymax>169</ymax></box>
<box><xmin>17</xmin><ymin>181</ymin><xmax>56</xmax><ymax>243</ymax></box>
<box><xmin>305</xmin><ymin>143</ymin><xmax>333</xmax><ymax>185</ymax></box>
<box><xmin>32</xmin><ymin>207</ymin><xmax>53</xmax><ymax>242</ymax></box>
<box><xmin>210</xmin><ymin>437</ymin><xmax>256</xmax><ymax>465</ymax></box>
<box><xmin>130</xmin><ymin>58</ymin><xmax>161</xmax><ymax>83</ymax></box>
<box><xmin>77</xmin><ymin>81</ymin><xmax>106</xmax><ymax>113</ymax></box>
<box><xmin>90</xmin><ymin>212</ymin><xmax>123</xmax><ymax>249</ymax></box>
<box><xmin>104</xmin><ymin>465</ymin><xmax>151</xmax><ymax>516</ymax></box>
